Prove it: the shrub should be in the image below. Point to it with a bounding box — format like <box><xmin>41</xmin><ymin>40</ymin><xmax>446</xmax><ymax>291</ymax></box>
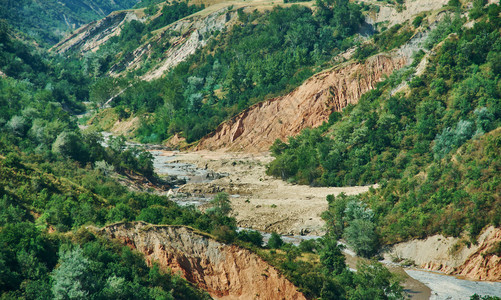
<box><xmin>267</xmin><ymin>232</ymin><xmax>284</xmax><ymax>249</ymax></box>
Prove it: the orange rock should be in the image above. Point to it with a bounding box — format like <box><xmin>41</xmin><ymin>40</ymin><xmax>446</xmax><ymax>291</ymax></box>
<box><xmin>454</xmin><ymin>228</ymin><xmax>501</xmax><ymax>282</ymax></box>
<box><xmin>101</xmin><ymin>222</ymin><xmax>306</xmax><ymax>300</ymax></box>
<box><xmin>196</xmin><ymin>54</ymin><xmax>407</xmax><ymax>153</ymax></box>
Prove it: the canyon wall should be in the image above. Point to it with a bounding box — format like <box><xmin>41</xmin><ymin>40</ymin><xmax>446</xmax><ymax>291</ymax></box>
<box><xmin>52</xmin><ymin>10</ymin><xmax>142</xmax><ymax>54</ymax></box>
<box><xmin>384</xmin><ymin>226</ymin><xmax>501</xmax><ymax>282</ymax></box>
<box><xmin>52</xmin><ymin>6</ymin><xmax>238</xmax><ymax>80</ymax></box>
<box><xmin>100</xmin><ymin>222</ymin><xmax>306</xmax><ymax>300</ymax></box>
<box><xmin>196</xmin><ymin>54</ymin><xmax>407</xmax><ymax>152</ymax></box>
<box><xmin>140</xmin><ymin>8</ymin><xmax>237</xmax><ymax>81</ymax></box>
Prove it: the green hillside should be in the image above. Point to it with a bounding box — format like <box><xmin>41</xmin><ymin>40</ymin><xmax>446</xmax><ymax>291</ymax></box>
<box><xmin>267</xmin><ymin>1</ymin><xmax>500</xmax><ymax>251</ymax></box>
<box><xmin>0</xmin><ymin>0</ymin><xmax>140</xmax><ymax>44</ymax></box>
<box><xmin>0</xmin><ymin>0</ymin><xmax>500</xmax><ymax>298</ymax></box>
<box><xmin>87</xmin><ymin>0</ymin><xmax>364</xmax><ymax>143</ymax></box>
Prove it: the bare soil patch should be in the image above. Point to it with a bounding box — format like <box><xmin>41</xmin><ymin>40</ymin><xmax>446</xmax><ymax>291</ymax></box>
<box><xmin>160</xmin><ymin>150</ymin><xmax>374</xmax><ymax>236</ymax></box>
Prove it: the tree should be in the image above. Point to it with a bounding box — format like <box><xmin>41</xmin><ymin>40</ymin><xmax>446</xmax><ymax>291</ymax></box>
<box><xmin>267</xmin><ymin>232</ymin><xmax>284</xmax><ymax>249</ymax></box>
<box><xmin>351</xmin><ymin>261</ymin><xmax>405</xmax><ymax>300</ymax></box>
<box><xmin>7</xmin><ymin>115</ymin><xmax>28</xmax><ymax>137</ymax></box>
<box><xmin>51</xmin><ymin>247</ymin><xmax>93</xmax><ymax>299</ymax></box>
<box><xmin>207</xmin><ymin>192</ymin><xmax>231</xmax><ymax>217</ymax></box>
<box><xmin>52</xmin><ymin>131</ymin><xmax>86</xmax><ymax>161</ymax></box>
<box><xmin>342</xmin><ymin>200</ymin><xmax>378</xmax><ymax>257</ymax></box>
<box><xmin>343</xmin><ymin>218</ymin><xmax>378</xmax><ymax>258</ymax></box>
<box><xmin>319</xmin><ymin>236</ymin><xmax>346</xmax><ymax>276</ymax></box>
<box><xmin>237</xmin><ymin>230</ymin><xmax>264</xmax><ymax>247</ymax></box>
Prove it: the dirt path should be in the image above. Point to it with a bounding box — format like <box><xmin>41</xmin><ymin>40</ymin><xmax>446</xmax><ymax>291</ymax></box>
<box><xmin>157</xmin><ymin>150</ymin><xmax>373</xmax><ymax>236</ymax></box>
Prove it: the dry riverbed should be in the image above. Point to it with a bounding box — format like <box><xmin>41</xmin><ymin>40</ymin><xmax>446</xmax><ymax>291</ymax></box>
<box><xmin>156</xmin><ymin>150</ymin><xmax>373</xmax><ymax>236</ymax></box>
<box><xmin>149</xmin><ymin>149</ymin><xmax>501</xmax><ymax>299</ymax></box>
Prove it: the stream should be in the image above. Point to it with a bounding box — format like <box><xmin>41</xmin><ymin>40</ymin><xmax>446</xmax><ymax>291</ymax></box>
<box><xmin>148</xmin><ymin>148</ymin><xmax>501</xmax><ymax>299</ymax></box>
<box><xmin>99</xmin><ymin>132</ymin><xmax>500</xmax><ymax>299</ymax></box>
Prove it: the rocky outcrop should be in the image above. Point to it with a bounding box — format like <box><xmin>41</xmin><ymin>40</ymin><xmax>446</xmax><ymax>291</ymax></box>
<box><xmin>52</xmin><ymin>10</ymin><xmax>141</xmax><ymax>53</ymax></box>
<box><xmin>454</xmin><ymin>228</ymin><xmax>501</xmax><ymax>281</ymax></box>
<box><xmin>141</xmin><ymin>8</ymin><xmax>238</xmax><ymax>81</ymax></box>
<box><xmin>384</xmin><ymin>226</ymin><xmax>501</xmax><ymax>282</ymax></box>
<box><xmin>52</xmin><ymin>5</ymin><xmax>238</xmax><ymax>80</ymax></box>
<box><xmin>196</xmin><ymin>54</ymin><xmax>407</xmax><ymax>152</ymax></box>
<box><xmin>101</xmin><ymin>222</ymin><xmax>306</xmax><ymax>300</ymax></box>
<box><xmin>363</xmin><ymin>0</ymin><xmax>449</xmax><ymax>27</ymax></box>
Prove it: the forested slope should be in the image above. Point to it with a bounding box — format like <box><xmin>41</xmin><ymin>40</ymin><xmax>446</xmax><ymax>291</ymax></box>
<box><xmin>267</xmin><ymin>1</ymin><xmax>500</xmax><ymax>249</ymax></box>
<box><xmin>0</xmin><ymin>0</ymin><xmax>141</xmax><ymax>44</ymax></box>
<box><xmin>43</xmin><ymin>0</ymin><xmax>369</xmax><ymax>145</ymax></box>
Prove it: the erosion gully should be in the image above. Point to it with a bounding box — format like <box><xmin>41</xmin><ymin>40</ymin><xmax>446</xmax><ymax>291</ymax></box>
<box><xmin>105</xmin><ymin>134</ymin><xmax>501</xmax><ymax>299</ymax></box>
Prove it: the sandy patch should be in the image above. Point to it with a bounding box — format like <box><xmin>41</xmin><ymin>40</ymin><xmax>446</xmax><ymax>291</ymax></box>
<box><xmin>161</xmin><ymin>150</ymin><xmax>374</xmax><ymax>236</ymax></box>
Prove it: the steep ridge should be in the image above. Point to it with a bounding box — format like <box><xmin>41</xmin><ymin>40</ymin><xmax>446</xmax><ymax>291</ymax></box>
<box><xmin>51</xmin><ymin>10</ymin><xmax>142</xmax><ymax>53</ymax></box>
<box><xmin>100</xmin><ymin>222</ymin><xmax>306</xmax><ymax>300</ymax></box>
<box><xmin>51</xmin><ymin>6</ymin><xmax>239</xmax><ymax>80</ymax></box>
<box><xmin>196</xmin><ymin>54</ymin><xmax>407</xmax><ymax>152</ymax></box>
<box><xmin>140</xmin><ymin>7</ymin><xmax>237</xmax><ymax>81</ymax></box>
<box><xmin>385</xmin><ymin>226</ymin><xmax>501</xmax><ymax>282</ymax></box>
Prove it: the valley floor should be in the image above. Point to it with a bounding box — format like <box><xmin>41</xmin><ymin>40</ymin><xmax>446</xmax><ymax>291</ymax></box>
<box><xmin>157</xmin><ymin>150</ymin><xmax>373</xmax><ymax>236</ymax></box>
<box><xmin>150</xmin><ymin>148</ymin><xmax>501</xmax><ymax>299</ymax></box>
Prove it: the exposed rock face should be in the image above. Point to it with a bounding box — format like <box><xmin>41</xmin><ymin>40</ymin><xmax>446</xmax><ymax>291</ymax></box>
<box><xmin>141</xmin><ymin>8</ymin><xmax>238</xmax><ymax>81</ymax></box>
<box><xmin>364</xmin><ymin>0</ymin><xmax>449</xmax><ymax>27</ymax></box>
<box><xmin>52</xmin><ymin>10</ymin><xmax>141</xmax><ymax>53</ymax></box>
<box><xmin>52</xmin><ymin>5</ymin><xmax>238</xmax><ymax>80</ymax></box>
<box><xmin>384</xmin><ymin>226</ymin><xmax>501</xmax><ymax>282</ymax></box>
<box><xmin>101</xmin><ymin>222</ymin><xmax>306</xmax><ymax>299</ymax></box>
<box><xmin>455</xmin><ymin>228</ymin><xmax>501</xmax><ymax>281</ymax></box>
<box><xmin>196</xmin><ymin>54</ymin><xmax>407</xmax><ymax>152</ymax></box>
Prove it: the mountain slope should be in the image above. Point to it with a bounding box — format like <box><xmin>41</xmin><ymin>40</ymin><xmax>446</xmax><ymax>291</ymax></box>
<box><xmin>0</xmin><ymin>0</ymin><xmax>141</xmax><ymax>44</ymax></box>
<box><xmin>267</xmin><ymin>1</ymin><xmax>500</xmax><ymax>252</ymax></box>
<box><xmin>196</xmin><ymin>54</ymin><xmax>407</xmax><ymax>152</ymax></box>
<box><xmin>101</xmin><ymin>222</ymin><xmax>307</xmax><ymax>300</ymax></box>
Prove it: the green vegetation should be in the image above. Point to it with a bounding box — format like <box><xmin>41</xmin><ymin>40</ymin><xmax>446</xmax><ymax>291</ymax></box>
<box><xmin>353</xmin><ymin>22</ymin><xmax>415</xmax><ymax>61</ymax></box>
<box><xmin>0</xmin><ymin>0</ymin><xmax>140</xmax><ymax>45</ymax></box>
<box><xmin>2</xmin><ymin>0</ymin><xmax>499</xmax><ymax>298</ymax></box>
<box><xmin>268</xmin><ymin>3</ymin><xmax>501</xmax><ymax>244</ymax></box>
<box><xmin>207</xmin><ymin>192</ymin><xmax>232</xmax><ymax>217</ymax></box>
<box><xmin>0</xmin><ymin>19</ymin><xmax>230</xmax><ymax>297</ymax></box>
<box><xmin>246</xmin><ymin>235</ymin><xmax>404</xmax><ymax>299</ymax></box>
<box><xmin>96</xmin><ymin>0</ymin><xmax>363</xmax><ymax>143</ymax></box>
<box><xmin>0</xmin><ymin>221</ymin><xmax>211</xmax><ymax>299</ymax></box>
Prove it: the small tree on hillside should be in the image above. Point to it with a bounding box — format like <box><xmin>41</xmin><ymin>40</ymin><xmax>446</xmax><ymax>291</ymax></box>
<box><xmin>267</xmin><ymin>232</ymin><xmax>284</xmax><ymax>249</ymax></box>
<box><xmin>342</xmin><ymin>200</ymin><xmax>378</xmax><ymax>257</ymax></box>
<box><xmin>207</xmin><ymin>192</ymin><xmax>231</xmax><ymax>217</ymax></box>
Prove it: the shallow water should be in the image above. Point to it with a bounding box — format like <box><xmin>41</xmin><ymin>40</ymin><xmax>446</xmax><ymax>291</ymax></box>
<box><xmin>151</xmin><ymin>150</ymin><xmax>227</xmax><ymax>185</ymax></box>
<box><xmin>147</xmin><ymin>143</ymin><xmax>501</xmax><ymax>300</ymax></box>
<box><xmin>406</xmin><ymin>269</ymin><xmax>501</xmax><ymax>299</ymax></box>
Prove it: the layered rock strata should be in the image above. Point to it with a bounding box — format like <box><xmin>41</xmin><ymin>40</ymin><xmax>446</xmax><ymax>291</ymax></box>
<box><xmin>101</xmin><ymin>222</ymin><xmax>306</xmax><ymax>299</ymax></box>
<box><xmin>385</xmin><ymin>226</ymin><xmax>501</xmax><ymax>282</ymax></box>
<box><xmin>196</xmin><ymin>54</ymin><xmax>407</xmax><ymax>152</ymax></box>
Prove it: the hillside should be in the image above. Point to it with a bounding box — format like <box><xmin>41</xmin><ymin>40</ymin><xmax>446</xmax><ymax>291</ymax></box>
<box><xmin>0</xmin><ymin>0</ymin><xmax>500</xmax><ymax>298</ymax></box>
<box><xmin>196</xmin><ymin>53</ymin><xmax>407</xmax><ymax>152</ymax></box>
<box><xmin>0</xmin><ymin>0</ymin><xmax>142</xmax><ymax>45</ymax></box>
<box><xmin>265</xmin><ymin>0</ymin><xmax>500</xmax><ymax>259</ymax></box>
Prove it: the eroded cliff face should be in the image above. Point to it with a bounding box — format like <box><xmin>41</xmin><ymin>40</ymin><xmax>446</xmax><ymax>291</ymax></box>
<box><xmin>384</xmin><ymin>226</ymin><xmax>501</xmax><ymax>282</ymax></box>
<box><xmin>101</xmin><ymin>222</ymin><xmax>306</xmax><ymax>300</ymax></box>
<box><xmin>140</xmin><ymin>8</ymin><xmax>238</xmax><ymax>81</ymax></box>
<box><xmin>52</xmin><ymin>6</ymin><xmax>238</xmax><ymax>80</ymax></box>
<box><xmin>52</xmin><ymin>10</ymin><xmax>142</xmax><ymax>54</ymax></box>
<box><xmin>364</xmin><ymin>0</ymin><xmax>449</xmax><ymax>27</ymax></box>
<box><xmin>454</xmin><ymin>227</ymin><xmax>501</xmax><ymax>281</ymax></box>
<box><xmin>196</xmin><ymin>54</ymin><xmax>407</xmax><ymax>152</ymax></box>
